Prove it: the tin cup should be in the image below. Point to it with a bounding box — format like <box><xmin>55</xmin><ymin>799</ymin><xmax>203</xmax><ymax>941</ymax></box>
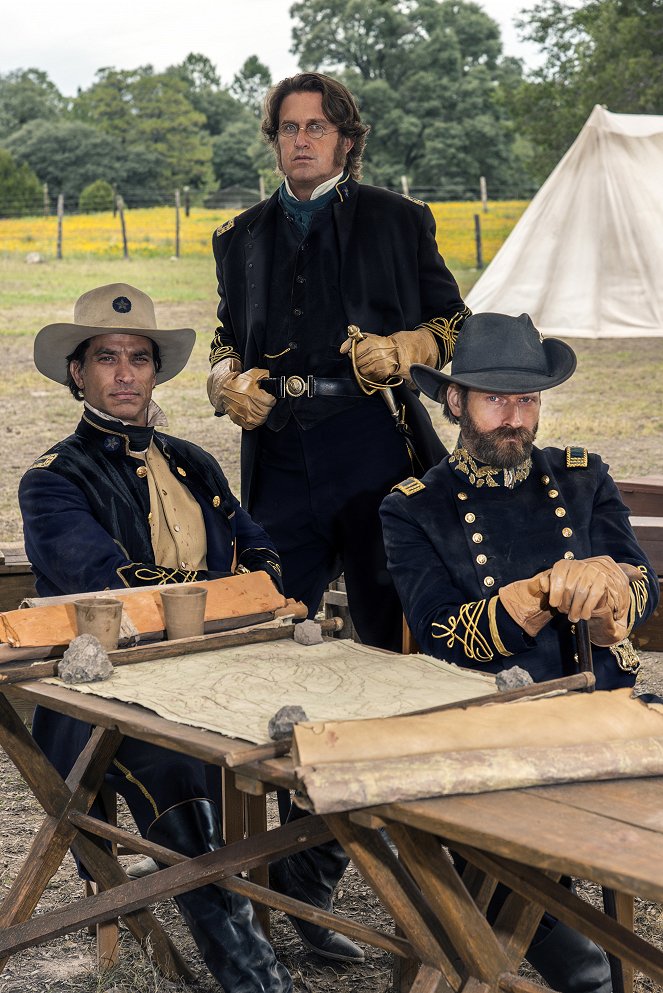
<box><xmin>160</xmin><ymin>586</ymin><xmax>208</xmax><ymax>641</ymax></box>
<box><xmin>74</xmin><ymin>597</ymin><xmax>123</xmax><ymax>651</ymax></box>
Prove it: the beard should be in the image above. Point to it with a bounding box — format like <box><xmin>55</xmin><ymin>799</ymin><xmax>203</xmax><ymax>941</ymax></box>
<box><xmin>459</xmin><ymin>409</ymin><xmax>538</xmax><ymax>469</ymax></box>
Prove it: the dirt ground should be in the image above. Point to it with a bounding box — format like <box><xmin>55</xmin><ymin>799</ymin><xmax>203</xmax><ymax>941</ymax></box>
<box><xmin>0</xmin><ymin>288</ymin><xmax>662</xmax><ymax>990</ymax></box>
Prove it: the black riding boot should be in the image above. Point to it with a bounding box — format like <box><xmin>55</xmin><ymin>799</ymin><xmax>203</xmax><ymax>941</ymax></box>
<box><xmin>269</xmin><ymin>798</ymin><xmax>364</xmax><ymax>963</ymax></box>
<box><xmin>147</xmin><ymin>799</ymin><xmax>292</xmax><ymax>993</ymax></box>
<box><xmin>526</xmin><ymin>920</ymin><xmax>612</xmax><ymax>993</ymax></box>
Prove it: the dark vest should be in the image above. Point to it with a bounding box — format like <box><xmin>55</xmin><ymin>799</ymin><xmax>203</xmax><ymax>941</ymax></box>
<box><xmin>265</xmin><ymin>203</ymin><xmax>367</xmax><ymax>430</ymax></box>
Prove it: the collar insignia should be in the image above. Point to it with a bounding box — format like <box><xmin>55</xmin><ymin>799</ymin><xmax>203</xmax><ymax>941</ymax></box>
<box><xmin>449</xmin><ymin>447</ymin><xmax>532</xmax><ymax>489</ymax></box>
<box><xmin>565</xmin><ymin>446</ymin><xmax>588</xmax><ymax>468</ymax></box>
<box><xmin>103</xmin><ymin>435</ymin><xmax>121</xmax><ymax>452</ymax></box>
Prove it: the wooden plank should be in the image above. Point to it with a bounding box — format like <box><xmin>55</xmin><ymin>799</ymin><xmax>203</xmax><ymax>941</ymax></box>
<box><xmin>374</xmin><ymin>785</ymin><xmax>663</xmax><ymax>903</ymax></box>
<box><xmin>630</xmin><ymin>517</ymin><xmax>663</xmax><ymax>573</ymax></box>
<box><xmin>603</xmin><ymin>889</ymin><xmax>634</xmax><ymax>993</ymax></box>
<box><xmin>525</xmin><ymin>778</ymin><xmax>663</xmax><ymax>833</ymax></box>
<box><xmin>246</xmin><ymin>792</ymin><xmax>270</xmax><ymax>937</ymax></box>
<box><xmin>616</xmin><ymin>477</ymin><xmax>663</xmax><ymax>517</ymax></box>
<box><xmin>407</xmin><ymin>965</ymin><xmax>450</xmax><ymax>993</ymax></box>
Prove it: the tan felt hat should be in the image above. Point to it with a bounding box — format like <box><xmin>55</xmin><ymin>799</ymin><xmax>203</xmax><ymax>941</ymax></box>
<box><xmin>34</xmin><ymin>282</ymin><xmax>196</xmax><ymax>386</ymax></box>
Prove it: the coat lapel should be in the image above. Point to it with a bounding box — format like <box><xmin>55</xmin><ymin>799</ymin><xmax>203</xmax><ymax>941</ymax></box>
<box><xmin>243</xmin><ymin>192</ymin><xmax>279</xmax><ymax>363</ymax></box>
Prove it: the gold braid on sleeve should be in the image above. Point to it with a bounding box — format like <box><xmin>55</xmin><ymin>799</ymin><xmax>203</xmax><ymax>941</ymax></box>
<box><xmin>209</xmin><ymin>338</ymin><xmax>241</xmax><ymax>368</ymax></box>
<box><xmin>431</xmin><ymin>598</ymin><xmax>494</xmax><ymax>662</ymax></box>
<box><xmin>416</xmin><ymin>305</ymin><xmax>471</xmax><ymax>368</ymax></box>
<box><xmin>627</xmin><ymin>566</ymin><xmax>650</xmax><ymax>633</ymax></box>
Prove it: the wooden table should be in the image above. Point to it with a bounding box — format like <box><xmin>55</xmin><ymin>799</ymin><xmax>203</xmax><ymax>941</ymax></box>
<box><xmin>1</xmin><ymin>677</ymin><xmax>663</xmax><ymax>993</ymax></box>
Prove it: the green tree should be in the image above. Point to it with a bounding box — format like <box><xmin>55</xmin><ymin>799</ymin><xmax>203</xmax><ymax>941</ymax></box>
<box><xmin>0</xmin><ymin>148</ymin><xmax>42</xmax><ymax>216</ymax></box>
<box><xmin>211</xmin><ymin>119</ymin><xmax>262</xmax><ymax>188</ymax></box>
<box><xmin>79</xmin><ymin>179</ymin><xmax>115</xmax><ymax>212</ymax></box>
<box><xmin>168</xmin><ymin>53</ymin><xmax>248</xmax><ymax>135</ymax></box>
<box><xmin>289</xmin><ymin>0</ymin><xmax>529</xmax><ymax>196</ymax></box>
<box><xmin>231</xmin><ymin>56</ymin><xmax>272</xmax><ymax>116</ymax></box>
<box><xmin>74</xmin><ymin>67</ymin><xmax>213</xmax><ymax>192</ymax></box>
<box><xmin>0</xmin><ymin>68</ymin><xmax>67</xmax><ymax>140</ymax></box>
<box><xmin>509</xmin><ymin>0</ymin><xmax>663</xmax><ymax>180</ymax></box>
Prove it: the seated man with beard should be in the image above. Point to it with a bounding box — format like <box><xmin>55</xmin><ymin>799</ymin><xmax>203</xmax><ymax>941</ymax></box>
<box><xmin>380</xmin><ymin>311</ymin><xmax>658</xmax><ymax>993</ymax></box>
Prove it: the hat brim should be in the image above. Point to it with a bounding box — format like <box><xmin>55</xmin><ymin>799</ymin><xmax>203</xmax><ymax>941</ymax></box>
<box><xmin>412</xmin><ymin>338</ymin><xmax>577</xmax><ymax>401</ymax></box>
<box><xmin>34</xmin><ymin>323</ymin><xmax>197</xmax><ymax>386</ymax></box>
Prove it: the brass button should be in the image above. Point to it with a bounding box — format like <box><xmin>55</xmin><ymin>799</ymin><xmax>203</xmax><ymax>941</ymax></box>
<box><xmin>174</xmin><ymin>525</ymin><xmax>181</xmax><ymax>533</ymax></box>
<box><xmin>147</xmin><ymin>511</ymin><xmax>152</xmax><ymax>522</ymax></box>
<box><xmin>564</xmin><ymin>550</ymin><xmax>575</xmax><ymax>560</ymax></box>
<box><xmin>136</xmin><ymin>465</ymin><xmax>148</xmax><ymax>478</ymax></box>
<box><xmin>548</xmin><ymin>489</ymin><xmax>559</xmax><ymax>498</ymax></box>
<box><xmin>562</xmin><ymin>527</ymin><xmax>573</xmax><ymax>538</ymax></box>
<box><xmin>472</xmin><ymin>532</ymin><xmax>483</xmax><ymax>544</ymax></box>
<box><xmin>541</xmin><ymin>475</ymin><xmax>550</xmax><ymax>485</ymax></box>
<box><xmin>457</xmin><ymin>492</ymin><xmax>468</xmax><ymax>501</ymax></box>
<box><xmin>212</xmin><ymin>495</ymin><xmax>221</xmax><ymax>508</ymax></box>
<box><xmin>464</xmin><ymin>512</ymin><xmax>476</xmax><ymax>523</ymax></box>
<box><xmin>177</xmin><ymin>466</ymin><xmax>187</xmax><ymax>477</ymax></box>
<box><xmin>484</xmin><ymin>576</ymin><xmax>495</xmax><ymax>588</ymax></box>
<box><xmin>476</xmin><ymin>553</ymin><xmax>487</xmax><ymax>565</ymax></box>
<box><xmin>180</xmin><ymin>561</ymin><xmax>187</xmax><ymax>568</ymax></box>
<box><xmin>555</xmin><ymin>507</ymin><xmax>566</xmax><ymax>518</ymax></box>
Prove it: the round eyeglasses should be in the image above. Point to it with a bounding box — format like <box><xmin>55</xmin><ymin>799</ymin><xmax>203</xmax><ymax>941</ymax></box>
<box><xmin>278</xmin><ymin>122</ymin><xmax>339</xmax><ymax>140</ymax></box>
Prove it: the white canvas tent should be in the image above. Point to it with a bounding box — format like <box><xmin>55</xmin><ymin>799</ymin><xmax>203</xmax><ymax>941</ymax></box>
<box><xmin>466</xmin><ymin>105</ymin><xmax>663</xmax><ymax>338</ymax></box>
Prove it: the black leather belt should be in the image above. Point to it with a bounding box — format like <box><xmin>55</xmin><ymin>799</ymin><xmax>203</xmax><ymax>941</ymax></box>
<box><xmin>260</xmin><ymin>376</ymin><xmax>364</xmax><ymax>399</ymax></box>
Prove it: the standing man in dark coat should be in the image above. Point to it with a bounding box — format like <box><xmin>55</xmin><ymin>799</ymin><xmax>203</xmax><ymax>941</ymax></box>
<box><xmin>206</xmin><ymin>71</ymin><xmax>469</xmax><ymax>962</ymax></box>
<box><xmin>381</xmin><ymin>311</ymin><xmax>659</xmax><ymax>993</ymax></box>
<box><xmin>20</xmin><ymin>283</ymin><xmax>292</xmax><ymax>993</ymax></box>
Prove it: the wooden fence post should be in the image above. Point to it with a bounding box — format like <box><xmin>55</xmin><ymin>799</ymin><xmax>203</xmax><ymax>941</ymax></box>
<box><xmin>474</xmin><ymin>213</ymin><xmax>483</xmax><ymax>269</ymax></box>
<box><xmin>56</xmin><ymin>194</ymin><xmax>64</xmax><ymax>260</ymax></box>
<box><xmin>116</xmin><ymin>195</ymin><xmax>129</xmax><ymax>259</ymax></box>
<box><xmin>174</xmin><ymin>189</ymin><xmax>181</xmax><ymax>258</ymax></box>
<box><xmin>480</xmin><ymin>175</ymin><xmax>488</xmax><ymax>213</ymax></box>
<box><xmin>42</xmin><ymin>184</ymin><xmax>49</xmax><ymax>217</ymax></box>
<box><xmin>259</xmin><ymin>175</ymin><xmax>266</xmax><ymax>201</ymax></box>
<box><xmin>400</xmin><ymin>174</ymin><xmax>410</xmax><ymax>196</ymax></box>
<box><xmin>183</xmin><ymin>186</ymin><xmax>190</xmax><ymax>217</ymax></box>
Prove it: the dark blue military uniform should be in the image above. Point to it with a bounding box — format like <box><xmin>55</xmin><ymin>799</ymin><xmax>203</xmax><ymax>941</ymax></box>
<box><xmin>210</xmin><ymin>176</ymin><xmax>469</xmax><ymax>651</ymax></box>
<box><xmin>381</xmin><ymin>444</ymin><xmax>658</xmax><ymax>689</ymax></box>
<box><xmin>19</xmin><ymin>408</ymin><xmax>283</xmax><ymax>837</ymax></box>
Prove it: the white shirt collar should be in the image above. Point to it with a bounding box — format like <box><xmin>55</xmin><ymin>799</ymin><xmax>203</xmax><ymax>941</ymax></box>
<box><xmin>84</xmin><ymin>400</ymin><xmax>168</xmax><ymax>429</ymax></box>
<box><xmin>284</xmin><ymin>171</ymin><xmax>344</xmax><ymax>202</ymax></box>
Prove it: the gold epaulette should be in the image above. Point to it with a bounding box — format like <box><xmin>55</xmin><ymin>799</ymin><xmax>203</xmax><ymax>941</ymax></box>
<box><xmin>401</xmin><ymin>193</ymin><xmax>425</xmax><ymax>207</ymax></box>
<box><xmin>391</xmin><ymin>477</ymin><xmax>426</xmax><ymax>496</ymax></box>
<box><xmin>30</xmin><ymin>453</ymin><xmax>58</xmax><ymax>469</ymax></box>
<box><xmin>565</xmin><ymin>446</ymin><xmax>588</xmax><ymax>469</ymax></box>
<box><xmin>216</xmin><ymin>217</ymin><xmax>236</xmax><ymax>237</ymax></box>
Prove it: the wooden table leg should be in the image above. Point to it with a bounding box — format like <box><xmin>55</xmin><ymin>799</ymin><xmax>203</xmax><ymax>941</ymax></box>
<box><xmin>246</xmin><ymin>791</ymin><xmax>270</xmax><ymax>938</ymax></box>
<box><xmin>0</xmin><ymin>694</ymin><xmax>192</xmax><ymax>981</ymax></box>
<box><xmin>603</xmin><ymin>889</ymin><xmax>635</xmax><ymax>993</ymax></box>
<box><xmin>326</xmin><ymin>813</ymin><xmax>461</xmax><ymax>991</ymax></box>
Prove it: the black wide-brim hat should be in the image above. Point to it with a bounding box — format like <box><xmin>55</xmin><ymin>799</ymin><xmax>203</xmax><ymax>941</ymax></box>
<box><xmin>411</xmin><ymin>312</ymin><xmax>576</xmax><ymax>401</ymax></box>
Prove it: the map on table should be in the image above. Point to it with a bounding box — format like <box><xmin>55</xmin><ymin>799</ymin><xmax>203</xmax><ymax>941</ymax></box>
<box><xmin>45</xmin><ymin>639</ymin><xmax>496</xmax><ymax>743</ymax></box>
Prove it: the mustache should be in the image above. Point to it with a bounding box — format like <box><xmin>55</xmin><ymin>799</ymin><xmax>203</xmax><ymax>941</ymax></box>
<box><xmin>486</xmin><ymin>426</ymin><xmax>537</xmax><ymax>445</ymax></box>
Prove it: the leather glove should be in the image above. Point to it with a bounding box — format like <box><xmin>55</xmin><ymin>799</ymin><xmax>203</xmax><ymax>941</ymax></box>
<box><xmin>541</xmin><ymin>555</ymin><xmax>630</xmax><ymax>626</ymax></box>
<box><xmin>206</xmin><ymin>358</ymin><xmax>275</xmax><ymax>430</ymax></box>
<box><xmin>586</xmin><ymin>561</ymin><xmax>641</xmax><ymax>647</ymax></box>
<box><xmin>498</xmin><ymin>570</ymin><xmax>554</xmax><ymax>637</ymax></box>
<box><xmin>339</xmin><ymin>328</ymin><xmax>438</xmax><ymax>387</ymax></box>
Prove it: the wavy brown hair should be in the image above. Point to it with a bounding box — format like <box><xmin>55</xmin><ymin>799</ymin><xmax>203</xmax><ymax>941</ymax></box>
<box><xmin>262</xmin><ymin>72</ymin><xmax>370</xmax><ymax>181</ymax></box>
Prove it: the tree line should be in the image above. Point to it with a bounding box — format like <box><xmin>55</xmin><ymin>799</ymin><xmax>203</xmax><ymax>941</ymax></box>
<box><xmin>0</xmin><ymin>0</ymin><xmax>661</xmax><ymax>217</ymax></box>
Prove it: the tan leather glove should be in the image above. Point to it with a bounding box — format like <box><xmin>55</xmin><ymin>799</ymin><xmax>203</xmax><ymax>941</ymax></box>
<box><xmin>498</xmin><ymin>571</ymin><xmax>554</xmax><ymax>637</ymax></box>
<box><xmin>206</xmin><ymin>358</ymin><xmax>275</xmax><ymax>430</ymax></box>
<box><xmin>542</xmin><ymin>555</ymin><xmax>630</xmax><ymax>626</ymax></box>
<box><xmin>586</xmin><ymin>561</ymin><xmax>641</xmax><ymax>647</ymax></box>
<box><xmin>339</xmin><ymin>328</ymin><xmax>438</xmax><ymax>387</ymax></box>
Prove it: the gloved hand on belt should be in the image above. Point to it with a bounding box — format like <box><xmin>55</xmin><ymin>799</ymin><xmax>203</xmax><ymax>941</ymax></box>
<box><xmin>207</xmin><ymin>358</ymin><xmax>275</xmax><ymax>430</ymax></box>
<box><xmin>339</xmin><ymin>327</ymin><xmax>438</xmax><ymax>387</ymax></box>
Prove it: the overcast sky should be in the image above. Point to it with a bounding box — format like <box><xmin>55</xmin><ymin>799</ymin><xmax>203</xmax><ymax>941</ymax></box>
<box><xmin>2</xmin><ymin>0</ymin><xmax>543</xmax><ymax>96</ymax></box>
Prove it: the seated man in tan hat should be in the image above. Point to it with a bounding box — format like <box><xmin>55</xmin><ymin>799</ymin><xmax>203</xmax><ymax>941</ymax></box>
<box><xmin>381</xmin><ymin>311</ymin><xmax>659</xmax><ymax>993</ymax></box>
<box><xmin>19</xmin><ymin>283</ymin><xmax>292</xmax><ymax>993</ymax></box>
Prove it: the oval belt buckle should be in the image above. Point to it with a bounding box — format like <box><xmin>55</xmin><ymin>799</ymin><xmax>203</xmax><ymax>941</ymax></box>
<box><xmin>285</xmin><ymin>375</ymin><xmax>307</xmax><ymax>398</ymax></box>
